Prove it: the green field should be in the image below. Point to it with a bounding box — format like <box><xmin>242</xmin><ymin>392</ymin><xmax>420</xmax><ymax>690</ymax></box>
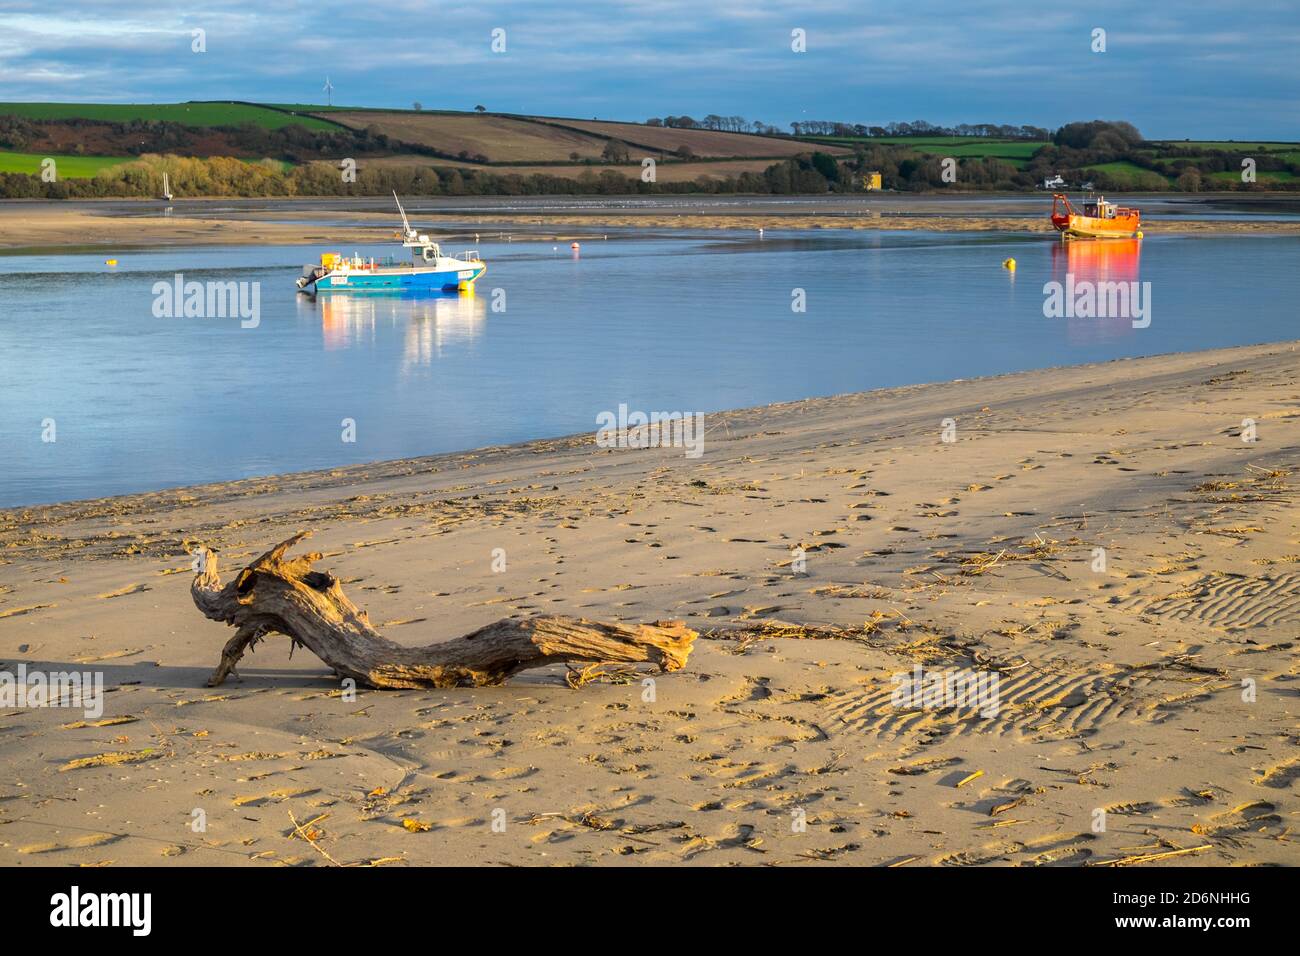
<box><xmin>1084</xmin><ymin>161</ymin><xmax>1173</xmax><ymax>187</ymax></box>
<box><xmin>270</xmin><ymin>104</ymin><xmax>492</xmax><ymax>118</ymax></box>
<box><xmin>1155</xmin><ymin>140</ymin><xmax>1300</xmax><ymax>152</ymax></box>
<box><xmin>267</xmin><ymin>103</ymin><xmax>360</xmax><ymax>114</ymax></box>
<box><xmin>0</xmin><ymin>101</ymin><xmax>337</xmax><ymax>130</ymax></box>
<box><xmin>1206</xmin><ymin>169</ymin><xmax>1297</xmax><ymax>183</ymax></box>
<box><xmin>912</xmin><ymin>141</ymin><xmax>1043</xmax><ymax>161</ymax></box>
<box><xmin>796</xmin><ymin>134</ymin><xmax>1048</xmax><ymax>168</ymax></box>
<box><xmin>0</xmin><ymin>151</ymin><xmax>131</xmax><ymax>178</ymax></box>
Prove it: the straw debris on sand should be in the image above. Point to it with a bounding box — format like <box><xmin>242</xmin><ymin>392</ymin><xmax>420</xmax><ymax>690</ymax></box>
<box><xmin>1</xmin><ymin>340</ymin><xmax>1297</xmax><ymax>866</ymax></box>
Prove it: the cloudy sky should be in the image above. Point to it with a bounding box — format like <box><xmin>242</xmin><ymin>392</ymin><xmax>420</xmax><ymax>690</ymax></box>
<box><xmin>2</xmin><ymin>0</ymin><xmax>1297</xmax><ymax>139</ymax></box>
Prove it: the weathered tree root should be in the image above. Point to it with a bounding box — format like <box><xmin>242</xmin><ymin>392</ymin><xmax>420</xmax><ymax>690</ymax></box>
<box><xmin>190</xmin><ymin>532</ymin><xmax>696</xmax><ymax>689</ymax></box>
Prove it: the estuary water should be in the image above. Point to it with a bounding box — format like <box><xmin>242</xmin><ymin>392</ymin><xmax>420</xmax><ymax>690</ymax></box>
<box><xmin>1</xmin><ymin>229</ymin><xmax>1296</xmax><ymax>507</ymax></box>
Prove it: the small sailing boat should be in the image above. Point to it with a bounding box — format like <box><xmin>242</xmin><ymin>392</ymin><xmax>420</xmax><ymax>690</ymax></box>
<box><xmin>296</xmin><ymin>193</ymin><xmax>487</xmax><ymax>294</ymax></box>
<box><xmin>1050</xmin><ymin>193</ymin><xmax>1141</xmax><ymax>239</ymax></box>
<box><xmin>160</xmin><ymin>172</ymin><xmax>173</xmax><ymax>202</ymax></box>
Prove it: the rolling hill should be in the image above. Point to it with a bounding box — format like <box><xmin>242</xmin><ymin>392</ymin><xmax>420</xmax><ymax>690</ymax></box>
<box><xmin>324</xmin><ymin>111</ymin><xmax>613</xmax><ymax>162</ymax></box>
<box><xmin>0</xmin><ymin>101</ymin><xmax>336</xmax><ymax>130</ymax></box>
<box><xmin>529</xmin><ymin>117</ymin><xmax>846</xmax><ymax>159</ymax></box>
<box><xmin>5</xmin><ymin>101</ymin><xmax>1294</xmax><ymax>193</ymax></box>
<box><xmin>0</xmin><ymin>101</ymin><xmax>850</xmax><ymax>183</ymax></box>
<box><xmin>316</xmin><ymin>108</ymin><xmax>851</xmax><ymax>172</ymax></box>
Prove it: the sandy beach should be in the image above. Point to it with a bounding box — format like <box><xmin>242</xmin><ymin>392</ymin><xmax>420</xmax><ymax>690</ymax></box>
<box><xmin>3</xmin><ymin>197</ymin><xmax>1300</xmax><ymax>252</ymax></box>
<box><xmin>1</xmin><ymin>340</ymin><xmax>1296</xmax><ymax>867</ymax></box>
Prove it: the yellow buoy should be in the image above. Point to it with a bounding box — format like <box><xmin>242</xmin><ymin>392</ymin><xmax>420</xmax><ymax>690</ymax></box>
<box><xmin>1002</xmin><ymin>257</ymin><xmax>1016</xmax><ymax>271</ymax></box>
<box><xmin>105</xmin><ymin>259</ymin><xmax>117</xmax><ymax>266</ymax></box>
<box><xmin>1136</xmin><ymin>231</ymin><xmax>1144</xmax><ymax>239</ymax></box>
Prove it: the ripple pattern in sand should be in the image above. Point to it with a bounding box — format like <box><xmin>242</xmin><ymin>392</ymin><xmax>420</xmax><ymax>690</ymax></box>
<box><xmin>824</xmin><ymin>665</ymin><xmax>1216</xmax><ymax>740</ymax></box>
<box><xmin>1139</xmin><ymin>572</ymin><xmax>1300</xmax><ymax>630</ymax></box>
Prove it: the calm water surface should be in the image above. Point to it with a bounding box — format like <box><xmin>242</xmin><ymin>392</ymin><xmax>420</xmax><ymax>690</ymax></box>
<box><xmin>1</xmin><ymin>230</ymin><xmax>1296</xmax><ymax>506</ymax></box>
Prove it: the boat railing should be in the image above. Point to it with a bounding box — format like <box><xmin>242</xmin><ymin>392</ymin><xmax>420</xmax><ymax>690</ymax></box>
<box><xmin>460</xmin><ymin>250</ymin><xmax>481</xmax><ymax>262</ymax></box>
<box><xmin>338</xmin><ymin>255</ymin><xmax>407</xmax><ymax>271</ymax></box>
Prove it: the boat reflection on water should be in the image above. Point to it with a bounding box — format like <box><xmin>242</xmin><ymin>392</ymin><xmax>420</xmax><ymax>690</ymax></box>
<box><xmin>1051</xmin><ymin>237</ymin><xmax>1142</xmax><ymax>283</ymax></box>
<box><xmin>1049</xmin><ymin>238</ymin><xmax>1143</xmax><ymax>344</ymax></box>
<box><xmin>299</xmin><ymin>290</ymin><xmax>488</xmax><ymax>366</ymax></box>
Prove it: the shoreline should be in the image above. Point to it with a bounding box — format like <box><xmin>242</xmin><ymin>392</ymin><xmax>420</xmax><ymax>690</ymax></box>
<box><xmin>1</xmin><ymin>340</ymin><xmax>1297</xmax><ymax>866</ymax></box>
<box><xmin>2</xmin><ymin>338</ymin><xmax>1296</xmax><ymax>519</ymax></box>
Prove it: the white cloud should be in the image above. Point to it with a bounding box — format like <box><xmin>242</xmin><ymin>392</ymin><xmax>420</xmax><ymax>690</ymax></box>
<box><xmin>0</xmin><ymin>1</ymin><xmax>1293</xmax><ymax>137</ymax></box>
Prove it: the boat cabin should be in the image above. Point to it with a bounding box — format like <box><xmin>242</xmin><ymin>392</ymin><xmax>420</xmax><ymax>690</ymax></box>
<box><xmin>1082</xmin><ymin>197</ymin><xmax>1119</xmax><ymax>220</ymax></box>
<box><xmin>407</xmin><ymin>238</ymin><xmax>442</xmax><ymax>263</ymax></box>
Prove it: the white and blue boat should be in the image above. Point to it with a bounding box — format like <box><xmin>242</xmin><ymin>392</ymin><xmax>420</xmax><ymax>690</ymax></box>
<box><xmin>297</xmin><ymin>193</ymin><xmax>486</xmax><ymax>294</ymax></box>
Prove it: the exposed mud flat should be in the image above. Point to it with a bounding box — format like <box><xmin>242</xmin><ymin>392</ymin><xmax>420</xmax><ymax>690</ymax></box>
<box><xmin>4</xmin><ymin>197</ymin><xmax>1300</xmax><ymax>253</ymax></box>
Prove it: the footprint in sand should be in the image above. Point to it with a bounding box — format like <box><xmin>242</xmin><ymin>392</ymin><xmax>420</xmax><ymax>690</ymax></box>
<box><xmin>19</xmin><ymin>832</ymin><xmax>123</xmax><ymax>854</ymax></box>
<box><xmin>888</xmin><ymin>756</ymin><xmax>963</xmax><ymax>776</ymax></box>
<box><xmin>738</xmin><ymin>605</ymin><xmax>786</xmax><ymax>620</ymax></box>
<box><xmin>232</xmin><ymin>787</ymin><xmax>320</xmax><ymax>807</ymax></box>
<box><xmin>1102</xmin><ymin>800</ymin><xmax>1160</xmax><ymax>816</ymax></box>
<box><xmin>1027</xmin><ymin>844</ymin><xmax>1094</xmax><ymax>866</ymax></box>
<box><xmin>938</xmin><ymin>850</ymin><xmax>1002</xmax><ymax>866</ymax></box>
<box><xmin>0</xmin><ymin>604</ymin><xmax>55</xmax><ymax>619</ymax></box>
<box><xmin>1196</xmin><ymin>800</ymin><xmax>1282</xmax><ymax>836</ymax></box>
<box><xmin>96</xmin><ymin>583</ymin><xmax>152</xmax><ymax>599</ymax></box>
<box><xmin>1254</xmin><ymin>756</ymin><xmax>1300</xmax><ymax>789</ymax></box>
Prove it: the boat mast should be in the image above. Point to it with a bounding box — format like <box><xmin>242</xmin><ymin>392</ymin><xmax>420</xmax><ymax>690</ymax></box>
<box><xmin>393</xmin><ymin>191</ymin><xmax>418</xmax><ymax>243</ymax></box>
<box><xmin>393</xmin><ymin>191</ymin><xmax>440</xmax><ymax>261</ymax></box>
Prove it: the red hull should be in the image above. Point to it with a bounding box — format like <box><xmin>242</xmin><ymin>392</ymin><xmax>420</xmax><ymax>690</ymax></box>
<box><xmin>1050</xmin><ymin>194</ymin><xmax>1141</xmax><ymax>239</ymax></box>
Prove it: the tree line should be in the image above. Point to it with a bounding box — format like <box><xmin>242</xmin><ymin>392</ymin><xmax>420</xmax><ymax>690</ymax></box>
<box><xmin>646</xmin><ymin>114</ymin><xmax>1050</xmax><ymax>140</ymax></box>
<box><xmin>0</xmin><ymin>153</ymin><xmax>849</xmax><ymax>198</ymax></box>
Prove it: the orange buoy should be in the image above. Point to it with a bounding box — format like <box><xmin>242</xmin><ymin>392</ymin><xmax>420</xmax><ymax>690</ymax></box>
<box><xmin>570</xmin><ymin>241</ymin><xmax>580</xmax><ymax>250</ymax></box>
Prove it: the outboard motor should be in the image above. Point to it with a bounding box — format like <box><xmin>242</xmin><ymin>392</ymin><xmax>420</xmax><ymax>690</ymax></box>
<box><xmin>296</xmin><ymin>266</ymin><xmax>327</xmax><ymax>293</ymax></box>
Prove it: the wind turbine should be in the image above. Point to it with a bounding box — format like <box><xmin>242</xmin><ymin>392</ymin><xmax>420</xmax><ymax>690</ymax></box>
<box><xmin>323</xmin><ymin>76</ymin><xmax>334</xmax><ymax>107</ymax></box>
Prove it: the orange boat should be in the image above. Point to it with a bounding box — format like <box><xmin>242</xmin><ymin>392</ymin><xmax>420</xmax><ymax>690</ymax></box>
<box><xmin>1050</xmin><ymin>193</ymin><xmax>1142</xmax><ymax>239</ymax></box>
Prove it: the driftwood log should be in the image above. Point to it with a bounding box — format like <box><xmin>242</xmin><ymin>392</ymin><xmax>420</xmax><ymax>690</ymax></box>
<box><xmin>191</xmin><ymin>532</ymin><xmax>696</xmax><ymax>689</ymax></box>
